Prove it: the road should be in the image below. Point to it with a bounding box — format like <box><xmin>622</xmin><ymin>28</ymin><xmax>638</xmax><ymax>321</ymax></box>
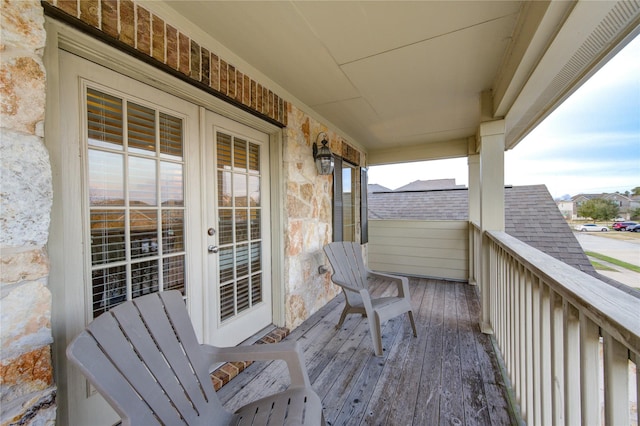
<box><xmin>574</xmin><ymin>232</ymin><xmax>640</xmax><ymax>289</ymax></box>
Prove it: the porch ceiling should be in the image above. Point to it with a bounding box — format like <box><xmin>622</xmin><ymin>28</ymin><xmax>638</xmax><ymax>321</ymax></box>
<box><xmin>160</xmin><ymin>1</ymin><xmax>640</xmax><ymax>164</ymax></box>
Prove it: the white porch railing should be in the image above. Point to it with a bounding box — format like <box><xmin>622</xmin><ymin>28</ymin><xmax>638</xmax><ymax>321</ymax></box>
<box><xmin>484</xmin><ymin>229</ymin><xmax>639</xmax><ymax>426</ymax></box>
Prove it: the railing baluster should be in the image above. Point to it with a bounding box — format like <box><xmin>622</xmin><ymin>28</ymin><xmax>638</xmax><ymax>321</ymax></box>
<box><xmin>524</xmin><ymin>269</ymin><xmax>534</xmax><ymax>425</ymax></box>
<box><xmin>563</xmin><ymin>301</ymin><xmax>581</xmax><ymax>425</ymax></box>
<box><xmin>579</xmin><ymin>312</ymin><xmax>600</xmax><ymax>425</ymax></box>
<box><xmin>539</xmin><ymin>283</ymin><xmax>552</xmax><ymax>425</ymax></box>
<box><xmin>550</xmin><ymin>289</ymin><xmax>564</xmax><ymax>425</ymax></box>
<box><xmin>603</xmin><ymin>332</ymin><xmax>629</xmax><ymax>425</ymax></box>
<box><xmin>531</xmin><ymin>276</ymin><xmax>541</xmax><ymax>425</ymax></box>
<box><xmin>518</xmin><ymin>263</ymin><xmax>526</xmax><ymax>417</ymax></box>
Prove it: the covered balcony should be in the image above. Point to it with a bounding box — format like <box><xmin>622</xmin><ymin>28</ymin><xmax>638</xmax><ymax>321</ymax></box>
<box><xmin>2</xmin><ymin>1</ymin><xmax>639</xmax><ymax>425</ymax></box>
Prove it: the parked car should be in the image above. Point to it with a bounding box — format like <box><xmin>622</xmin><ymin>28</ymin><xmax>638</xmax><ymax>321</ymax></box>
<box><xmin>612</xmin><ymin>221</ymin><xmax>637</xmax><ymax>231</ymax></box>
<box><xmin>627</xmin><ymin>224</ymin><xmax>640</xmax><ymax>232</ymax></box>
<box><xmin>575</xmin><ymin>224</ymin><xmax>609</xmax><ymax>232</ymax></box>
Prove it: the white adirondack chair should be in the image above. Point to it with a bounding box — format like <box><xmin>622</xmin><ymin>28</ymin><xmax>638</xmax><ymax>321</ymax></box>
<box><xmin>66</xmin><ymin>290</ymin><xmax>325</xmax><ymax>426</ymax></box>
<box><xmin>323</xmin><ymin>241</ymin><xmax>417</xmax><ymax>356</ymax></box>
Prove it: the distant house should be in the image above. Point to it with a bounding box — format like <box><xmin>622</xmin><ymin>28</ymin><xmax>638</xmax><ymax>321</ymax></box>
<box><xmin>369</xmin><ymin>184</ymin><xmax>639</xmax><ymax>297</ymax></box>
<box><xmin>571</xmin><ymin>192</ymin><xmax>635</xmax><ymax>219</ymax></box>
<box><xmin>556</xmin><ymin>200</ymin><xmax>574</xmax><ymax>219</ymax></box>
<box><xmin>393</xmin><ymin>178</ymin><xmax>465</xmax><ymax>192</ymax></box>
<box><xmin>367</xmin><ymin>183</ymin><xmax>392</xmax><ymax>193</ymax></box>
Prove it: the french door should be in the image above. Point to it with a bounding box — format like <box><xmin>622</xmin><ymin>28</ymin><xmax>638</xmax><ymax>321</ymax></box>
<box><xmin>205</xmin><ymin>112</ymin><xmax>272</xmax><ymax>346</ymax></box>
<box><xmin>55</xmin><ymin>50</ymin><xmax>272</xmax><ymax>425</ymax></box>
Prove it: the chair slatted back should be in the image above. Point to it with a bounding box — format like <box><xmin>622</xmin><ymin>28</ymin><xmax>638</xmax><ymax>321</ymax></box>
<box><xmin>67</xmin><ymin>291</ymin><xmax>231</xmax><ymax>426</ymax></box>
<box><xmin>324</xmin><ymin>242</ymin><xmax>369</xmax><ymax>291</ymax></box>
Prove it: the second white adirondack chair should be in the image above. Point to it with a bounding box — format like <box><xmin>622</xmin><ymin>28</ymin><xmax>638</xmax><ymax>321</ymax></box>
<box><xmin>323</xmin><ymin>241</ymin><xmax>417</xmax><ymax>356</ymax></box>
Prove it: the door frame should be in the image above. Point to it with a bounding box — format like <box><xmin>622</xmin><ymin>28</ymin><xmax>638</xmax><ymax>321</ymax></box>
<box><xmin>44</xmin><ymin>18</ymin><xmax>286</xmax><ymax>425</ymax></box>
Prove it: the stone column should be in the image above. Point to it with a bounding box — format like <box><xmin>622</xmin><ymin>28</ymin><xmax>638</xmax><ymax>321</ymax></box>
<box><xmin>0</xmin><ymin>1</ymin><xmax>56</xmax><ymax>425</ymax></box>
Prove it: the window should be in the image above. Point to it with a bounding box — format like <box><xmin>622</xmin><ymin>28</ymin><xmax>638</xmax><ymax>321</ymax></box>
<box><xmin>86</xmin><ymin>87</ymin><xmax>186</xmax><ymax>318</ymax></box>
<box><xmin>332</xmin><ymin>157</ymin><xmax>368</xmax><ymax>243</ymax></box>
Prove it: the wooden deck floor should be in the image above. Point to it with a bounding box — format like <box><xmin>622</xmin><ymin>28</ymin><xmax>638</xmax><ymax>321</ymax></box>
<box><xmin>217</xmin><ymin>278</ymin><xmax>517</xmax><ymax>425</ymax></box>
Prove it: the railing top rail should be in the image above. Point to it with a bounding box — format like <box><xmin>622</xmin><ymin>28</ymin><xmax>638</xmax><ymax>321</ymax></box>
<box><xmin>486</xmin><ymin>230</ymin><xmax>640</xmax><ymax>356</ymax></box>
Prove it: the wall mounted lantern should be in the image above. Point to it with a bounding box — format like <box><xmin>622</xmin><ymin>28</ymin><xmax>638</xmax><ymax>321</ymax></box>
<box><xmin>312</xmin><ymin>132</ymin><xmax>334</xmax><ymax>175</ymax></box>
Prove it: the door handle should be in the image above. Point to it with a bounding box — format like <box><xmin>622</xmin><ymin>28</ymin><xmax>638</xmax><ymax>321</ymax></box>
<box><xmin>208</xmin><ymin>245</ymin><xmax>219</xmax><ymax>254</ymax></box>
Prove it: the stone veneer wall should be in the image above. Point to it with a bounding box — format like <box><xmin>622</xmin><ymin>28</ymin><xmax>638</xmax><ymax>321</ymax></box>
<box><xmin>1</xmin><ymin>1</ymin><xmax>56</xmax><ymax>425</ymax></box>
<box><xmin>283</xmin><ymin>106</ymin><xmax>340</xmax><ymax>329</ymax></box>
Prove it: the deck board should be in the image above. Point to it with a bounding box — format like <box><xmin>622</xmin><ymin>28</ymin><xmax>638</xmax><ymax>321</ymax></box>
<box><xmin>217</xmin><ymin>278</ymin><xmax>516</xmax><ymax>425</ymax></box>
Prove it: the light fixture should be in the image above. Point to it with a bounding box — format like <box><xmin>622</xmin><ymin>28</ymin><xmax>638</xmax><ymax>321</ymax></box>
<box><xmin>312</xmin><ymin>132</ymin><xmax>334</xmax><ymax>175</ymax></box>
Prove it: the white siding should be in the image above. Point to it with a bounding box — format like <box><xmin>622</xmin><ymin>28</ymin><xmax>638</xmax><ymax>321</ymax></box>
<box><xmin>368</xmin><ymin>220</ymin><xmax>468</xmax><ymax>281</ymax></box>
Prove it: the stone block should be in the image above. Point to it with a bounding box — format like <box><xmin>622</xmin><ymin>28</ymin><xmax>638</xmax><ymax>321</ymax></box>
<box><xmin>0</xmin><ymin>0</ymin><xmax>45</xmax><ymax>52</ymax></box>
<box><xmin>0</xmin><ymin>280</ymin><xmax>52</xmax><ymax>362</ymax></box>
<box><xmin>1</xmin><ymin>387</ymin><xmax>56</xmax><ymax>426</ymax></box>
<box><xmin>0</xmin><ymin>346</ymin><xmax>53</xmax><ymax>403</ymax></box>
<box><xmin>0</xmin><ymin>54</ymin><xmax>45</xmax><ymax>135</ymax></box>
<box><xmin>0</xmin><ymin>247</ymin><xmax>49</xmax><ymax>284</ymax></box>
<box><xmin>0</xmin><ymin>130</ymin><xmax>52</xmax><ymax>247</ymax></box>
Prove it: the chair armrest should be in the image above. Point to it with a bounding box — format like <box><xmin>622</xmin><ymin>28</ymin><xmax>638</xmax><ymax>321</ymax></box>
<box><xmin>367</xmin><ymin>271</ymin><xmax>410</xmax><ymax>298</ymax></box>
<box><xmin>201</xmin><ymin>340</ymin><xmax>311</xmax><ymax>387</ymax></box>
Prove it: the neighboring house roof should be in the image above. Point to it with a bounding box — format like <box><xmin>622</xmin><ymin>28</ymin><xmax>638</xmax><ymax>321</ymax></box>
<box><xmin>572</xmin><ymin>192</ymin><xmax>633</xmax><ymax>202</ymax></box>
<box><xmin>368</xmin><ymin>184</ymin><xmax>639</xmax><ymax>297</ymax></box>
<box><xmin>367</xmin><ymin>183</ymin><xmax>392</xmax><ymax>193</ymax></box>
<box><xmin>394</xmin><ymin>178</ymin><xmax>465</xmax><ymax>192</ymax></box>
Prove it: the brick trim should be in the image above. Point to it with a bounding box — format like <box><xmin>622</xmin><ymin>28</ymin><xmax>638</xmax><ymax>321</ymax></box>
<box><xmin>42</xmin><ymin>0</ymin><xmax>288</xmax><ymax>127</ymax></box>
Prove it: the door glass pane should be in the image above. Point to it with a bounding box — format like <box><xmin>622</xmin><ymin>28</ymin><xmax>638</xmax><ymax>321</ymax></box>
<box><xmin>87</xmin><ymin>88</ymin><xmax>123</xmax><ymax>150</ymax></box>
<box><xmin>218</xmin><ymin>209</ymin><xmax>233</xmax><ymax>245</ymax></box>
<box><xmin>128</xmin><ymin>102</ymin><xmax>156</xmax><ymax>155</ymax></box>
<box><xmin>234</xmin><ymin>138</ymin><xmax>247</xmax><ymax>171</ymax></box>
<box><xmin>88</xmin><ymin>150</ymin><xmax>124</xmax><ymax>206</ymax></box>
<box><xmin>86</xmin><ymin>87</ymin><xmax>186</xmax><ymax>319</ymax></box>
<box><xmin>90</xmin><ymin>210</ymin><xmax>126</xmax><ymax>265</ymax></box>
<box><xmin>218</xmin><ymin>171</ymin><xmax>232</xmax><ymax>207</ymax></box>
<box><xmin>131</xmin><ymin>259</ymin><xmax>159</xmax><ymax>298</ymax></box>
<box><xmin>162</xmin><ymin>210</ymin><xmax>183</xmax><ymax>254</ymax></box>
<box><xmin>248</xmin><ymin>143</ymin><xmax>260</xmax><ymax>173</ymax></box>
<box><xmin>92</xmin><ymin>265</ymin><xmax>126</xmax><ymax>318</ymax></box>
<box><xmin>160</xmin><ymin>161</ymin><xmax>183</xmax><ymax>206</ymax></box>
<box><xmin>129</xmin><ymin>157</ymin><xmax>157</xmax><ymax>206</ymax></box>
<box><xmin>160</xmin><ymin>112</ymin><xmax>183</xmax><ymax>160</ymax></box>
<box><xmin>217</xmin><ymin>133</ymin><xmax>232</xmax><ymax>168</ymax></box>
<box><xmin>130</xmin><ymin>209</ymin><xmax>158</xmax><ymax>259</ymax></box>
<box><xmin>215</xmin><ymin>132</ymin><xmax>263</xmax><ymax>323</ymax></box>
<box><xmin>249</xmin><ymin>175</ymin><xmax>260</xmax><ymax>206</ymax></box>
<box><xmin>164</xmin><ymin>255</ymin><xmax>185</xmax><ymax>293</ymax></box>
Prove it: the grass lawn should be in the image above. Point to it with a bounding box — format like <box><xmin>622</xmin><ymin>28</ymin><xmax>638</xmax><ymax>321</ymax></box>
<box><xmin>584</xmin><ymin>251</ymin><xmax>640</xmax><ymax>273</ymax></box>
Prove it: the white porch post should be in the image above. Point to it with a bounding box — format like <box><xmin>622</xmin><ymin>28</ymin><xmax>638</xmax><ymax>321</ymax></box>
<box><xmin>479</xmin><ymin>119</ymin><xmax>505</xmax><ymax>334</ymax></box>
<box><xmin>468</xmin><ymin>153</ymin><xmax>480</xmax><ymax>285</ymax></box>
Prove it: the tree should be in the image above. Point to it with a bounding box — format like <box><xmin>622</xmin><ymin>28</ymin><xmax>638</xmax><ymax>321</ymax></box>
<box><xmin>631</xmin><ymin>207</ymin><xmax>640</xmax><ymax>220</ymax></box>
<box><xmin>577</xmin><ymin>199</ymin><xmax>619</xmax><ymax>221</ymax></box>
<box><xmin>632</xmin><ymin>186</ymin><xmax>640</xmax><ymax>196</ymax></box>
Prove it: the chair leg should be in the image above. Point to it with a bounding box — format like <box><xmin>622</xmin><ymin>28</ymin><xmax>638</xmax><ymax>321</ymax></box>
<box><xmin>335</xmin><ymin>305</ymin><xmax>349</xmax><ymax>330</ymax></box>
<box><xmin>369</xmin><ymin>313</ymin><xmax>383</xmax><ymax>357</ymax></box>
<box><xmin>407</xmin><ymin>310</ymin><xmax>417</xmax><ymax>337</ymax></box>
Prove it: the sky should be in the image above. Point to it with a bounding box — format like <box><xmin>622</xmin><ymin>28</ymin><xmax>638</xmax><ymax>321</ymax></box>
<box><xmin>368</xmin><ymin>34</ymin><xmax>640</xmax><ymax>200</ymax></box>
